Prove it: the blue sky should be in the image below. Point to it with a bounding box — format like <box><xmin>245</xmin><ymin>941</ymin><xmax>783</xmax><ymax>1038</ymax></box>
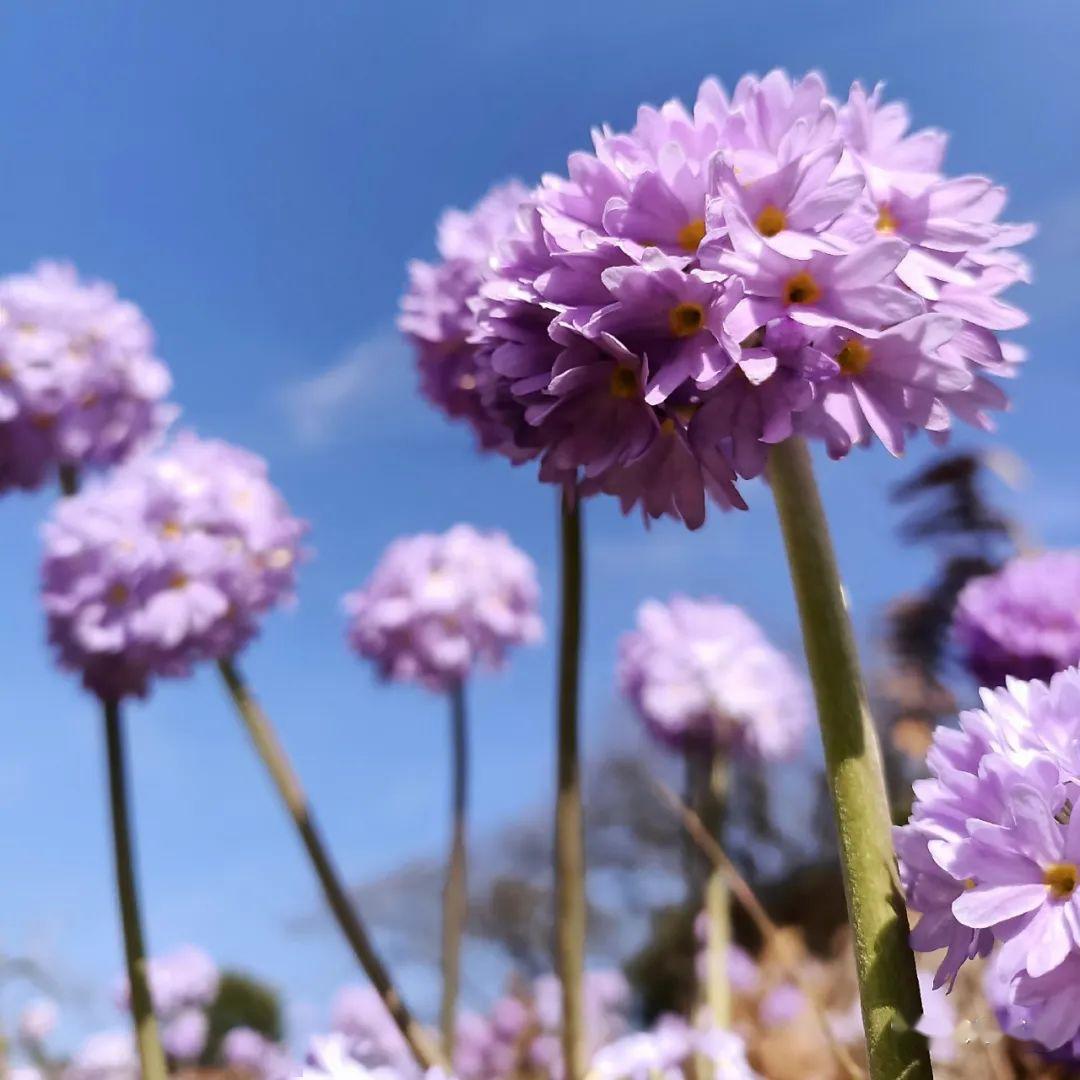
<box><xmin>1</xmin><ymin>0</ymin><xmax>1078</xmax><ymax>1052</ymax></box>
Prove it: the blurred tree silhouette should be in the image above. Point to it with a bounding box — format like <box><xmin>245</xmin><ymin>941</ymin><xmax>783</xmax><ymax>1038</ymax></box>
<box><xmin>201</xmin><ymin>971</ymin><xmax>283</xmax><ymax>1067</ymax></box>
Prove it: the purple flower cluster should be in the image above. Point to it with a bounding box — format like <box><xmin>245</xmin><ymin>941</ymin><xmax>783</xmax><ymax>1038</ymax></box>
<box><xmin>63</xmin><ymin>1030</ymin><xmax>139</xmax><ymax>1080</ymax></box>
<box><xmin>222</xmin><ymin>1026</ymin><xmax>297</xmax><ymax>1080</ymax></box>
<box><xmin>0</xmin><ymin>262</ymin><xmax>174</xmax><ymax>494</ymax></box>
<box><xmin>404</xmin><ymin>71</ymin><xmax>1030</xmax><ymax>528</ymax></box>
<box><xmin>618</xmin><ymin>596</ymin><xmax>810</xmax><ymax>759</ymax></box>
<box><xmin>115</xmin><ymin>945</ymin><xmax>219</xmax><ymax>1064</ymax></box>
<box><xmin>953</xmin><ymin>551</ymin><xmax>1080</xmax><ymax>688</ymax></box>
<box><xmin>399</xmin><ymin>182</ymin><xmax>530</xmax><ymax>448</ymax></box>
<box><xmin>344</xmin><ymin>524</ymin><xmax>543</xmax><ymax>693</ymax></box>
<box><xmin>895</xmin><ymin>667</ymin><xmax>1080</xmax><ymax>1053</ymax></box>
<box><xmin>417</xmin><ymin>970</ymin><xmax>628</xmax><ymax>1080</ymax></box>
<box><xmin>589</xmin><ymin>1015</ymin><xmax>755</xmax><ymax>1080</ymax></box>
<box><xmin>330</xmin><ymin>985</ymin><xmax>422</xmax><ymax>1078</ymax></box>
<box><xmin>41</xmin><ymin>433</ymin><xmax>307</xmax><ymax>700</ymax></box>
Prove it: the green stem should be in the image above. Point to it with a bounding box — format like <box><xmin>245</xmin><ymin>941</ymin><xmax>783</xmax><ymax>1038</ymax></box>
<box><xmin>440</xmin><ymin>679</ymin><xmax>469</xmax><ymax>1058</ymax></box>
<box><xmin>686</xmin><ymin>750</ymin><xmax>730</xmax><ymax>1029</ymax></box>
<box><xmin>102</xmin><ymin>698</ymin><xmax>168</xmax><ymax>1080</ymax></box>
<box><xmin>767</xmin><ymin>437</ymin><xmax>929</xmax><ymax>1080</ymax></box>
<box><xmin>555</xmin><ymin>494</ymin><xmax>586</xmax><ymax>1080</ymax></box>
<box><xmin>217</xmin><ymin>658</ymin><xmax>446</xmax><ymax>1073</ymax></box>
<box><xmin>58</xmin><ymin>463</ymin><xmax>79</xmax><ymax>497</ymax></box>
<box><xmin>701</xmin><ymin>754</ymin><xmax>730</xmax><ymax>1028</ymax></box>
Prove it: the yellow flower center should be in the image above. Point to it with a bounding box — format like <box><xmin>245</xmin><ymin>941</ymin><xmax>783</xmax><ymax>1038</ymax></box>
<box><xmin>107</xmin><ymin>583</ymin><xmax>130</xmax><ymax>606</ymax></box>
<box><xmin>756</xmin><ymin>204</ymin><xmax>787</xmax><ymax>237</ymax></box>
<box><xmin>836</xmin><ymin>339</ymin><xmax>873</xmax><ymax>377</ymax></box>
<box><xmin>609</xmin><ymin>364</ymin><xmax>640</xmax><ymax>399</ymax></box>
<box><xmin>266</xmin><ymin>547</ymin><xmax>294</xmax><ymax>570</ymax></box>
<box><xmin>169</xmin><ymin>573</ymin><xmax>189</xmax><ymax>590</ymax></box>
<box><xmin>0</xmin><ymin>361</ymin><xmax>12</xmax><ymax>381</ymax></box>
<box><xmin>161</xmin><ymin>521</ymin><xmax>183</xmax><ymax>540</ymax></box>
<box><xmin>659</xmin><ymin>417</ymin><xmax>676</xmax><ymax>435</ymax></box>
<box><xmin>963</xmin><ymin>877</ymin><xmax>977</xmax><ymax>890</ymax></box>
<box><xmin>668</xmin><ymin>302</ymin><xmax>706</xmax><ymax>338</ymax></box>
<box><xmin>676</xmin><ymin>218</ymin><xmax>707</xmax><ymax>253</ymax></box>
<box><xmin>783</xmin><ymin>272</ymin><xmax>822</xmax><ymax>307</ymax></box>
<box><xmin>876</xmin><ymin>205</ymin><xmax>899</xmax><ymax>234</ymax></box>
<box><xmin>1045</xmin><ymin>862</ymin><xmax>1078</xmax><ymax>900</ymax></box>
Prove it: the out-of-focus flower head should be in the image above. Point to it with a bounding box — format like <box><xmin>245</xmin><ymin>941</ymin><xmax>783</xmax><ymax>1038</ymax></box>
<box><xmin>915</xmin><ymin>969</ymin><xmax>958</xmax><ymax>1065</ymax></box>
<box><xmin>18</xmin><ymin>998</ymin><xmax>59</xmax><ymax>1045</ymax></box>
<box><xmin>0</xmin><ymin>261</ymin><xmax>174</xmax><ymax>494</ymax></box>
<box><xmin>897</xmin><ymin>667</ymin><xmax>1080</xmax><ymax>1053</ymax></box>
<box><xmin>589</xmin><ymin>1014</ymin><xmax>756</xmax><ymax>1079</ymax></box>
<box><xmin>442</xmin><ymin>71</ymin><xmax>1032</xmax><ymax>529</ymax></box>
<box><xmin>331</xmin><ymin>985</ymin><xmax>422</xmax><ymax>1078</ymax></box>
<box><xmin>62</xmin><ymin>1030</ymin><xmax>138</xmax><ymax>1080</ymax></box>
<box><xmin>952</xmin><ymin>551</ymin><xmax>1080</xmax><ymax>688</ymax></box>
<box><xmin>161</xmin><ymin>1007</ymin><xmax>209</xmax><ymax>1062</ymax></box>
<box><xmin>42</xmin><ymin>433</ymin><xmax>307</xmax><ymax>700</ymax></box>
<box><xmin>222</xmin><ymin>1026</ymin><xmax>297</xmax><ymax>1080</ymax></box>
<box><xmin>399</xmin><ymin>182</ymin><xmax>531</xmax><ymax>449</ymax></box>
<box><xmin>302</xmin><ymin>1034</ymin><xmax>391</xmax><ymax>1080</ymax></box>
<box><xmin>618</xmin><ymin>596</ymin><xmax>810</xmax><ymax>758</ymax></box>
<box><xmin>344</xmin><ymin>524</ymin><xmax>542</xmax><ymax>693</ymax></box>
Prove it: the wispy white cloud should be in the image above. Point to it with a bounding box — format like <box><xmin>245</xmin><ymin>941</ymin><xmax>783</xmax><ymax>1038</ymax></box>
<box><xmin>278</xmin><ymin>329</ymin><xmax>412</xmax><ymax>448</ymax></box>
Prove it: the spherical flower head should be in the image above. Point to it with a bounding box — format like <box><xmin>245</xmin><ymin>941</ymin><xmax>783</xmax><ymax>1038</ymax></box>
<box><xmin>618</xmin><ymin>595</ymin><xmax>810</xmax><ymax>759</ymax></box>
<box><xmin>400</xmin><ymin>181</ymin><xmax>530</xmax><ymax>449</ymax></box>
<box><xmin>115</xmin><ymin>944</ymin><xmax>220</xmax><ymax>1018</ymax></box>
<box><xmin>469</xmin><ymin>71</ymin><xmax>1030</xmax><ymax>529</ymax></box>
<box><xmin>952</xmin><ymin>551</ymin><xmax>1080</xmax><ymax>687</ymax></box>
<box><xmin>17</xmin><ymin>998</ymin><xmax>58</xmax><ymax>1044</ymax></box>
<box><xmin>343</xmin><ymin>524</ymin><xmax>542</xmax><ymax>692</ymax></box>
<box><xmin>0</xmin><ymin>261</ymin><xmax>175</xmax><ymax>494</ymax></box>
<box><xmin>898</xmin><ymin>666</ymin><xmax>1080</xmax><ymax>1047</ymax></box>
<box><xmin>42</xmin><ymin>433</ymin><xmax>307</xmax><ymax>700</ymax></box>
<box><xmin>161</xmin><ymin>1007</ymin><xmax>209</xmax><ymax>1062</ymax></box>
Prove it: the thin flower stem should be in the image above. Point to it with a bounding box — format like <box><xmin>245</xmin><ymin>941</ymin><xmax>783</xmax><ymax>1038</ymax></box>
<box><xmin>101</xmin><ymin>698</ymin><xmax>168</xmax><ymax>1080</ymax></box>
<box><xmin>767</xmin><ymin>437</ymin><xmax>930</xmax><ymax>1080</ymax></box>
<box><xmin>685</xmin><ymin>750</ymin><xmax>731</xmax><ymax>1028</ymax></box>
<box><xmin>652</xmin><ymin>778</ymin><xmax>865</xmax><ymax>1080</ymax></box>
<box><xmin>555</xmin><ymin>493</ymin><xmax>587</xmax><ymax>1080</ymax></box>
<box><xmin>216</xmin><ymin>658</ymin><xmax>446</xmax><ymax>1073</ymax></box>
<box><xmin>702</xmin><ymin>755</ymin><xmax>730</xmax><ymax>1028</ymax></box>
<box><xmin>440</xmin><ymin>678</ymin><xmax>469</xmax><ymax>1059</ymax></box>
<box><xmin>58</xmin><ymin>463</ymin><xmax>80</xmax><ymax>497</ymax></box>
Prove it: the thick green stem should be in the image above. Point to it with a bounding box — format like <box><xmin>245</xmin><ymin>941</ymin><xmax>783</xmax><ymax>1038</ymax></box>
<box><xmin>217</xmin><ymin>658</ymin><xmax>446</xmax><ymax>1073</ymax></box>
<box><xmin>102</xmin><ymin>699</ymin><xmax>167</xmax><ymax>1080</ymax></box>
<box><xmin>767</xmin><ymin>437</ymin><xmax>929</xmax><ymax>1080</ymax></box>
<box><xmin>555</xmin><ymin>495</ymin><xmax>586</xmax><ymax>1080</ymax></box>
<box><xmin>440</xmin><ymin>679</ymin><xmax>469</xmax><ymax>1058</ymax></box>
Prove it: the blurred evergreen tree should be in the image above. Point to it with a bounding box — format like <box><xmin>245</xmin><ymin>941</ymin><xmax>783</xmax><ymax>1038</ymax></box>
<box><xmin>201</xmin><ymin>970</ymin><xmax>283</xmax><ymax>1067</ymax></box>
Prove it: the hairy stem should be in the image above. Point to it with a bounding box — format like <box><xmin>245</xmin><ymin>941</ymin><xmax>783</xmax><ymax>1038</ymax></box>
<box><xmin>768</xmin><ymin>438</ymin><xmax>929</xmax><ymax>1080</ymax></box>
